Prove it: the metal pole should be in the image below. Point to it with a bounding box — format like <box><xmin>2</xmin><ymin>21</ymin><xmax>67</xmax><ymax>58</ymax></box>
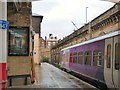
<box><xmin>86</xmin><ymin>7</ymin><xmax>88</xmax><ymax>24</ymax></box>
<box><xmin>86</xmin><ymin>7</ymin><xmax>92</xmax><ymax>39</ymax></box>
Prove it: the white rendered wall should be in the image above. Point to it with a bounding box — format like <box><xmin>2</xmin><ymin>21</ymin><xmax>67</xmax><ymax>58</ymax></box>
<box><xmin>0</xmin><ymin>0</ymin><xmax>7</xmax><ymax>63</ymax></box>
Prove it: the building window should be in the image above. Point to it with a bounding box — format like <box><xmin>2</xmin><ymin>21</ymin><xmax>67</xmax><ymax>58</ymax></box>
<box><xmin>115</xmin><ymin>43</ymin><xmax>120</xmax><ymax>70</ymax></box>
<box><xmin>93</xmin><ymin>51</ymin><xmax>102</xmax><ymax>66</ymax></box>
<box><xmin>78</xmin><ymin>52</ymin><xmax>83</xmax><ymax>64</ymax></box>
<box><xmin>106</xmin><ymin>44</ymin><xmax>111</xmax><ymax>68</ymax></box>
<box><xmin>48</xmin><ymin>42</ymin><xmax>51</xmax><ymax>48</ymax></box>
<box><xmin>84</xmin><ymin>51</ymin><xmax>92</xmax><ymax>65</ymax></box>
<box><xmin>41</xmin><ymin>41</ymin><xmax>45</xmax><ymax>48</ymax></box>
<box><xmin>8</xmin><ymin>27</ymin><xmax>29</xmax><ymax>56</ymax></box>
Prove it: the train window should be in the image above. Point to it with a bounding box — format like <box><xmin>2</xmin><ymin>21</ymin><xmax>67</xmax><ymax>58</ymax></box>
<box><xmin>78</xmin><ymin>52</ymin><xmax>83</xmax><ymax>64</ymax></box>
<box><xmin>73</xmin><ymin>53</ymin><xmax>77</xmax><ymax>63</ymax></box>
<box><xmin>8</xmin><ymin>27</ymin><xmax>29</xmax><ymax>56</ymax></box>
<box><xmin>93</xmin><ymin>51</ymin><xmax>102</xmax><ymax>66</ymax></box>
<box><xmin>84</xmin><ymin>51</ymin><xmax>92</xmax><ymax>65</ymax></box>
<box><xmin>106</xmin><ymin>44</ymin><xmax>111</xmax><ymax>68</ymax></box>
<box><xmin>115</xmin><ymin>43</ymin><xmax>120</xmax><ymax>70</ymax></box>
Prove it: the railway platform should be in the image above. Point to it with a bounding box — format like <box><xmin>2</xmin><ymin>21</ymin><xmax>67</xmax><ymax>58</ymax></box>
<box><xmin>7</xmin><ymin>62</ymin><xmax>97</xmax><ymax>89</ymax></box>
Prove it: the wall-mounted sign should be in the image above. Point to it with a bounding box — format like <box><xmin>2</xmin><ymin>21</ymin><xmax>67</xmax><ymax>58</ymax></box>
<box><xmin>0</xmin><ymin>20</ymin><xmax>9</xmax><ymax>29</ymax></box>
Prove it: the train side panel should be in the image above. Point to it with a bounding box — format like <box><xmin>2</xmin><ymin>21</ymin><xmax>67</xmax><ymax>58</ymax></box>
<box><xmin>59</xmin><ymin>31</ymin><xmax>120</xmax><ymax>89</ymax></box>
<box><xmin>69</xmin><ymin>40</ymin><xmax>105</xmax><ymax>82</ymax></box>
<box><xmin>60</xmin><ymin>49</ymin><xmax>70</xmax><ymax>71</ymax></box>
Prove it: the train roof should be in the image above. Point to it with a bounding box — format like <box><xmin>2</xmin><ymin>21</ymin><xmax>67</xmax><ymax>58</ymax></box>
<box><xmin>61</xmin><ymin>30</ymin><xmax>120</xmax><ymax>51</ymax></box>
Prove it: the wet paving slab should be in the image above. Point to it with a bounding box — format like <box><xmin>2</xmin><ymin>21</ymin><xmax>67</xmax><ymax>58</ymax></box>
<box><xmin>7</xmin><ymin>62</ymin><xmax>98</xmax><ymax>89</ymax></box>
<box><xmin>34</xmin><ymin>63</ymin><xmax>97</xmax><ymax>89</ymax></box>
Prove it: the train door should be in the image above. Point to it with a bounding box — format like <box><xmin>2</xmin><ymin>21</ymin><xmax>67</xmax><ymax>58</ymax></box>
<box><xmin>66</xmin><ymin>50</ymin><xmax>70</xmax><ymax>70</ymax></box>
<box><xmin>104</xmin><ymin>37</ymin><xmax>114</xmax><ymax>88</ymax></box>
<box><xmin>104</xmin><ymin>36</ymin><xmax>120</xmax><ymax>88</ymax></box>
<box><xmin>69</xmin><ymin>53</ymin><xmax>73</xmax><ymax>63</ymax></box>
<box><xmin>113</xmin><ymin>36</ymin><xmax>120</xmax><ymax>88</ymax></box>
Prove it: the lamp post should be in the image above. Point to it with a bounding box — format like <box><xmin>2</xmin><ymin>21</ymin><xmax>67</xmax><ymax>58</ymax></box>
<box><xmin>86</xmin><ymin>7</ymin><xmax>88</xmax><ymax>24</ymax></box>
<box><xmin>85</xmin><ymin>7</ymin><xmax>92</xmax><ymax>39</ymax></box>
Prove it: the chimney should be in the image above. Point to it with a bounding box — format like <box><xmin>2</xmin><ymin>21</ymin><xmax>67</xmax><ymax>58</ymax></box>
<box><xmin>45</xmin><ymin>36</ymin><xmax>47</xmax><ymax>40</ymax></box>
<box><xmin>49</xmin><ymin>34</ymin><xmax>52</xmax><ymax>38</ymax></box>
<box><xmin>55</xmin><ymin>36</ymin><xmax>57</xmax><ymax>40</ymax></box>
<box><xmin>45</xmin><ymin>36</ymin><xmax>47</xmax><ymax>48</ymax></box>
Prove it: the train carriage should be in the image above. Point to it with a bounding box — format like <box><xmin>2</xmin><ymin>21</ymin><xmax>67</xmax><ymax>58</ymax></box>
<box><xmin>60</xmin><ymin>30</ymin><xmax>120</xmax><ymax>89</ymax></box>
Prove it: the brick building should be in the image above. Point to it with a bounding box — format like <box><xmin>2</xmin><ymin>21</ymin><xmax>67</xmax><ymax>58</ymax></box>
<box><xmin>32</xmin><ymin>13</ymin><xmax>43</xmax><ymax>65</ymax></box>
<box><xmin>40</xmin><ymin>34</ymin><xmax>58</xmax><ymax>62</ymax></box>
<box><xmin>44</xmin><ymin>34</ymin><xmax>58</xmax><ymax>48</ymax></box>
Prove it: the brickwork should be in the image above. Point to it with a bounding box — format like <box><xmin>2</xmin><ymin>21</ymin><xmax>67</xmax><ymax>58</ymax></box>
<box><xmin>53</xmin><ymin>4</ymin><xmax>120</xmax><ymax>49</ymax></box>
<box><xmin>41</xmin><ymin>48</ymin><xmax>51</xmax><ymax>61</ymax></box>
<box><xmin>7</xmin><ymin>2</ymin><xmax>31</xmax><ymax>27</ymax></box>
<box><xmin>7</xmin><ymin>2</ymin><xmax>34</xmax><ymax>86</ymax></box>
<box><xmin>40</xmin><ymin>34</ymin><xmax>58</xmax><ymax>62</ymax></box>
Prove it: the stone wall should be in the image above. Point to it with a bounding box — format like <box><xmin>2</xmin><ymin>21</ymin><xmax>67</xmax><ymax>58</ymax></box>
<box><xmin>7</xmin><ymin>2</ymin><xmax>33</xmax><ymax>79</ymax></box>
<box><xmin>51</xmin><ymin>4</ymin><xmax>120</xmax><ymax>63</ymax></box>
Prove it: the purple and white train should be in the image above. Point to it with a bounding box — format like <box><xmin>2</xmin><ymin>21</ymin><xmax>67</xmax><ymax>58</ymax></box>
<box><xmin>60</xmin><ymin>30</ymin><xmax>120</xmax><ymax>89</ymax></box>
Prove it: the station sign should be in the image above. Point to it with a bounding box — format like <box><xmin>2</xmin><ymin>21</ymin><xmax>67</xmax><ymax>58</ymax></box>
<box><xmin>0</xmin><ymin>20</ymin><xmax>9</xmax><ymax>29</ymax></box>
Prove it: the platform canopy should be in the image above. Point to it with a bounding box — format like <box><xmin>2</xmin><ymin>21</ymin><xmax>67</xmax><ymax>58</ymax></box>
<box><xmin>32</xmin><ymin>13</ymin><xmax>43</xmax><ymax>34</ymax></box>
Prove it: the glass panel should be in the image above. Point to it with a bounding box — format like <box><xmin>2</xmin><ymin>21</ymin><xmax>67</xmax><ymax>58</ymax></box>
<box><xmin>93</xmin><ymin>51</ymin><xmax>102</xmax><ymax>66</ymax></box>
<box><xmin>78</xmin><ymin>52</ymin><xmax>83</xmax><ymax>64</ymax></box>
<box><xmin>115</xmin><ymin>43</ymin><xmax>120</xmax><ymax>70</ymax></box>
<box><xmin>73</xmin><ymin>53</ymin><xmax>77</xmax><ymax>63</ymax></box>
<box><xmin>84</xmin><ymin>51</ymin><xmax>91</xmax><ymax>65</ymax></box>
<box><xmin>106</xmin><ymin>44</ymin><xmax>111</xmax><ymax>68</ymax></box>
<box><xmin>93</xmin><ymin>51</ymin><xmax>98</xmax><ymax>66</ymax></box>
<box><xmin>8</xmin><ymin>27</ymin><xmax>29</xmax><ymax>56</ymax></box>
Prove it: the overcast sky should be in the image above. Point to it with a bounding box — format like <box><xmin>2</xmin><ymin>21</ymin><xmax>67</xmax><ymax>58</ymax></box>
<box><xmin>32</xmin><ymin>0</ymin><xmax>114</xmax><ymax>40</ymax></box>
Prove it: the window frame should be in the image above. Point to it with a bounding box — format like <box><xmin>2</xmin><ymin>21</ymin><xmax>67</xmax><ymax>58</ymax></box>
<box><xmin>115</xmin><ymin>43</ymin><xmax>120</xmax><ymax>70</ymax></box>
<box><xmin>93</xmin><ymin>50</ymin><xmax>102</xmax><ymax>67</ymax></box>
<box><xmin>73</xmin><ymin>52</ymin><xmax>78</xmax><ymax>63</ymax></box>
<box><xmin>84</xmin><ymin>51</ymin><xmax>92</xmax><ymax>65</ymax></box>
<box><xmin>78</xmin><ymin>52</ymin><xmax>83</xmax><ymax>64</ymax></box>
<box><xmin>106</xmin><ymin>44</ymin><xmax>111</xmax><ymax>68</ymax></box>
